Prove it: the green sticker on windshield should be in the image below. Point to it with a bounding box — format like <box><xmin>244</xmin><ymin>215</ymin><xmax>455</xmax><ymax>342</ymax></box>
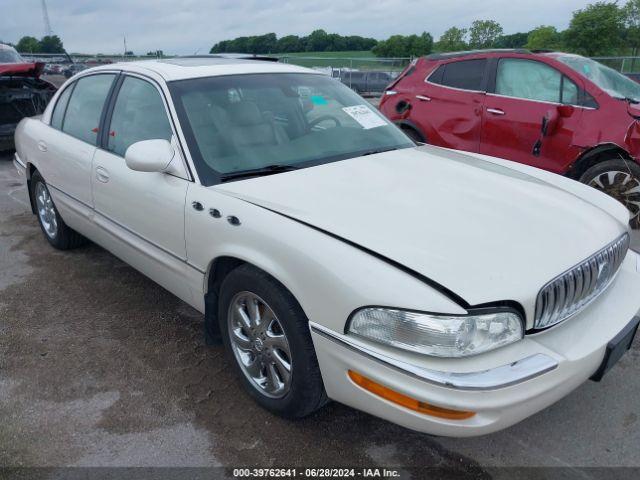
<box><xmin>311</xmin><ymin>95</ymin><xmax>328</xmax><ymax>105</ymax></box>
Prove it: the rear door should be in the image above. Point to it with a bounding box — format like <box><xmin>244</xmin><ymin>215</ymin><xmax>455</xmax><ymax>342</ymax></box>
<box><xmin>413</xmin><ymin>58</ymin><xmax>488</xmax><ymax>152</ymax></box>
<box><xmin>480</xmin><ymin>57</ymin><xmax>583</xmax><ymax>172</ymax></box>
<box><xmin>37</xmin><ymin>73</ymin><xmax>116</xmax><ymax>207</ymax></box>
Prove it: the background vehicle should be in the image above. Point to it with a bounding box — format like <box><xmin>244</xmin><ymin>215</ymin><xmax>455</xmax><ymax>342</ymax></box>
<box><xmin>380</xmin><ymin>49</ymin><xmax>640</xmax><ymax>228</ymax></box>
<box><xmin>0</xmin><ymin>44</ymin><xmax>57</xmax><ymax>151</ymax></box>
<box><xmin>63</xmin><ymin>63</ymin><xmax>88</xmax><ymax>78</ymax></box>
<box><xmin>336</xmin><ymin>70</ymin><xmax>395</xmax><ymax>94</ymax></box>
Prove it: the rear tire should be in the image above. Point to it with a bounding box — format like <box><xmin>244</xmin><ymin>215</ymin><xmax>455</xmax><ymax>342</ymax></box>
<box><xmin>218</xmin><ymin>264</ymin><xmax>328</xmax><ymax>418</ymax></box>
<box><xmin>579</xmin><ymin>159</ymin><xmax>640</xmax><ymax>230</ymax></box>
<box><xmin>31</xmin><ymin>171</ymin><xmax>87</xmax><ymax>249</ymax></box>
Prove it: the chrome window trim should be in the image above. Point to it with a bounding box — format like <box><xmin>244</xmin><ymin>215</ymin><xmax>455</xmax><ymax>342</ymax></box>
<box><xmin>485</xmin><ymin>92</ymin><xmax>597</xmax><ymax>110</ymax></box>
<box><xmin>424</xmin><ymin>78</ymin><xmax>486</xmax><ymax>94</ymax></box>
<box><xmin>310</xmin><ymin>322</ymin><xmax>558</xmax><ymax>391</ymax></box>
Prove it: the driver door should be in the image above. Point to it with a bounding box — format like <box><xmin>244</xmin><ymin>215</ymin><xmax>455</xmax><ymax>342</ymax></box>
<box><xmin>91</xmin><ymin>74</ymin><xmax>193</xmax><ymax>304</ymax></box>
<box><xmin>480</xmin><ymin>57</ymin><xmax>583</xmax><ymax>173</ymax></box>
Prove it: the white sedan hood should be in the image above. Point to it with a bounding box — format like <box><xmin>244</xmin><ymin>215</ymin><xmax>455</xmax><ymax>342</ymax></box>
<box><xmin>216</xmin><ymin>146</ymin><xmax>627</xmax><ymax>316</ymax></box>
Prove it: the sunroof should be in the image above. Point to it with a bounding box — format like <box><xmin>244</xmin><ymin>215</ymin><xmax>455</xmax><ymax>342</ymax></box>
<box><xmin>159</xmin><ymin>57</ymin><xmax>246</xmax><ymax>67</ymax></box>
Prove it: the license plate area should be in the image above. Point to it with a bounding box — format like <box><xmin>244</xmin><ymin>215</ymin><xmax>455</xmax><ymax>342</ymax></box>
<box><xmin>590</xmin><ymin>316</ymin><xmax>639</xmax><ymax>382</ymax></box>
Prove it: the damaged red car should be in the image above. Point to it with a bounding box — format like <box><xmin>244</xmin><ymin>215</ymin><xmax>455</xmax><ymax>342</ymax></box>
<box><xmin>0</xmin><ymin>43</ymin><xmax>57</xmax><ymax>151</ymax></box>
<box><xmin>380</xmin><ymin>50</ymin><xmax>640</xmax><ymax>228</ymax></box>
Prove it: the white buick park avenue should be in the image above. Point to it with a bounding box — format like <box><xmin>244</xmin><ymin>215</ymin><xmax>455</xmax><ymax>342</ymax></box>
<box><xmin>13</xmin><ymin>57</ymin><xmax>640</xmax><ymax>437</ymax></box>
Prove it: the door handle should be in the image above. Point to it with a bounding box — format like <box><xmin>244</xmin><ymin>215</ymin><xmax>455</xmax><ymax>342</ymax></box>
<box><xmin>486</xmin><ymin>108</ymin><xmax>505</xmax><ymax>116</ymax></box>
<box><xmin>95</xmin><ymin>166</ymin><xmax>110</xmax><ymax>183</ymax></box>
<box><xmin>37</xmin><ymin>141</ymin><xmax>48</xmax><ymax>152</ymax></box>
<box><xmin>415</xmin><ymin>95</ymin><xmax>431</xmax><ymax>102</ymax></box>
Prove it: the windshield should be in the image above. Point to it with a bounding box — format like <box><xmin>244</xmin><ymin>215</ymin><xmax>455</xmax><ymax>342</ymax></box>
<box><xmin>0</xmin><ymin>48</ymin><xmax>24</xmax><ymax>64</ymax></box>
<box><xmin>555</xmin><ymin>54</ymin><xmax>640</xmax><ymax>102</ymax></box>
<box><xmin>169</xmin><ymin>73</ymin><xmax>413</xmax><ymax>185</ymax></box>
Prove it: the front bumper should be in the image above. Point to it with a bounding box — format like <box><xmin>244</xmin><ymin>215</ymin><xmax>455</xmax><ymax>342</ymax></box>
<box><xmin>13</xmin><ymin>152</ymin><xmax>26</xmax><ymax>176</ymax></box>
<box><xmin>311</xmin><ymin>252</ymin><xmax>640</xmax><ymax>437</ymax></box>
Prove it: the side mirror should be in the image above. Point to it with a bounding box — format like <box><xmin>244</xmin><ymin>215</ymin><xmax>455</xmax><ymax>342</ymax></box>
<box><xmin>558</xmin><ymin>104</ymin><xmax>575</xmax><ymax>118</ymax></box>
<box><xmin>124</xmin><ymin>139</ymin><xmax>174</xmax><ymax>173</ymax></box>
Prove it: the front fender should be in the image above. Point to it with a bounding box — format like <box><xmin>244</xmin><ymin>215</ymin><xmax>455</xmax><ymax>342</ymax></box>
<box><xmin>185</xmin><ymin>183</ymin><xmax>466</xmax><ymax>334</ymax></box>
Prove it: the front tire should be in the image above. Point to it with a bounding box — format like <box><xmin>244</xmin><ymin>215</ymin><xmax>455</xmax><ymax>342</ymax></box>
<box><xmin>579</xmin><ymin>159</ymin><xmax>640</xmax><ymax>229</ymax></box>
<box><xmin>218</xmin><ymin>264</ymin><xmax>328</xmax><ymax>418</ymax></box>
<box><xmin>31</xmin><ymin>171</ymin><xmax>87</xmax><ymax>249</ymax></box>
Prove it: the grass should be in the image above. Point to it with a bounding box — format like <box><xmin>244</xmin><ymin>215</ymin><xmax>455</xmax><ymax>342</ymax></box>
<box><xmin>278</xmin><ymin>50</ymin><xmax>376</xmax><ymax>59</ymax></box>
<box><xmin>277</xmin><ymin>50</ymin><xmax>408</xmax><ymax>71</ymax></box>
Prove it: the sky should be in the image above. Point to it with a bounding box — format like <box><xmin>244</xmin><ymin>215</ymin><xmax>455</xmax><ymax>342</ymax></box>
<box><xmin>1</xmin><ymin>0</ymin><xmax>592</xmax><ymax>55</ymax></box>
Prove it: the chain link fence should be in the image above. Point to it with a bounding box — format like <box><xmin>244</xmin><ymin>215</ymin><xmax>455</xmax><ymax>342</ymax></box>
<box><xmin>19</xmin><ymin>52</ymin><xmax>410</xmax><ymax>96</ymax></box>
<box><xmin>590</xmin><ymin>56</ymin><xmax>640</xmax><ymax>73</ymax></box>
<box><xmin>279</xmin><ymin>56</ymin><xmax>410</xmax><ymax>96</ymax></box>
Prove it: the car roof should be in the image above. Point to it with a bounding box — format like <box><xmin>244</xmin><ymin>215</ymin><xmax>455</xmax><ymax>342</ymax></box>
<box><xmin>0</xmin><ymin>43</ymin><xmax>18</xmax><ymax>52</ymax></box>
<box><xmin>425</xmin><ymin>49</ymin><xmax>531</xmax><ymax>61</ymax></box>
<box><xmin>86</xmin><ymin>56</ymin><xmax>315</xmax><ymax>81</ymax></box>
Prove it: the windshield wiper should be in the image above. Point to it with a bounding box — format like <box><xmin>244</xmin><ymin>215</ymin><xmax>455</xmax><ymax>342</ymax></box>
<box><xmin>360</xmin><ymin>146</ymin><xmax>402</xmax><ymax>157</ymax></box>
<box><xmin>220</xmin><ymin>164</ymin><xmax>299</xmax><ymax>182</ymax></box>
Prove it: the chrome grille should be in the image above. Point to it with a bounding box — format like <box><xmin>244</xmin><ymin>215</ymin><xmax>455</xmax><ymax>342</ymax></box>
<box><xmin>534</xmin><ymin>233</ymin><xmax>630</xmax><ymax>330</ymax></box>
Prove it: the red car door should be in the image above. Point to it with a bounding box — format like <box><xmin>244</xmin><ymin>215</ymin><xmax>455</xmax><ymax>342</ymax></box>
<box><xmin>413</xmin><ymin>58</ymin><xmax>487</xmax><ymax>152</ymax></box>
<box><xmin>480</xmin><ymin>57</ymin><xmax>584</xmax><ymax>174</ymax></box>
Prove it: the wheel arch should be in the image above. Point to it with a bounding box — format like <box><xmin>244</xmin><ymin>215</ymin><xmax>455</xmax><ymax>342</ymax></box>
<box><xmin>26</xmin><ymin>163</ymin><xmax>38</xmax><ymax>214</ymax></box>
<box><xmin>395</xmin><ymin>120</ymin><xmax>426</xmax><ymax>143</ymax></box>
<box><xmin>567</xmin><ymin>143</ymin><xmax>635</xmax><ymax>180</ymax></box>
<box><xmin>203</xmin><ymin>255</ymin><xmax>306</xmax><ymax>345</ymax></box>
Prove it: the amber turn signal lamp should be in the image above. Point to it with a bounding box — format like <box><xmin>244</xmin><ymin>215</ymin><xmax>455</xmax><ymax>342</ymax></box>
<box><xmin>348</xmin><ymin>370</ymin><xmax>475</xmax><ymax>420</ymax></box>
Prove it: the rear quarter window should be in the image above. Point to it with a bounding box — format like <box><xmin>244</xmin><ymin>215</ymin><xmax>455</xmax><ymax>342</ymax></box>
<box><xmin>428</xmin><ymin>59</ymin><xmax>487</xmax><ymax>91</ymax></box>
<box><xmin>50</xmin><ymin>85</ymin><xmax>74</xmax><ymax>130</ymax></box>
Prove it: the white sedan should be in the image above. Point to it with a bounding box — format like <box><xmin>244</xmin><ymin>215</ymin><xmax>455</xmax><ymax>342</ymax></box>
<box><xmin>13</xmin><ymin>57</ymin><xmax>640</xmax><ymax>437</ymax></box>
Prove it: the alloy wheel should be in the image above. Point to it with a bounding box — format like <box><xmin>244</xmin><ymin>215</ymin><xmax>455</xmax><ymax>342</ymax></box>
<box><xmin>227</xmin><ymin>291</ymin><xmax>292</xmax><ymax>398</ymax></box>
<box><xmin>588</xmin><ymin>170</ymin><xmax>640</xmax><ymax>223</ymax></box>
<box><xmin>35</xmin><ymin>182</ymin><xmax>58</xmax><ymax>239</ymax></box>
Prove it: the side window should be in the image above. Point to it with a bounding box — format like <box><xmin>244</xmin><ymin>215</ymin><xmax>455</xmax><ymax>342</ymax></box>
<box><xmin>107</xmin><ymin>76</ymin><xmax>172</xmax><ymax>157</ymax></box>
<box><xmin>561</xmin><ymin>76</ymin><xmax>579</xmax><ymax>105</ymax></box>
<box><xmin>62</xmin><ymin>74</ymin><xmax>115</xmax><ymax>144</ymax></box>
<box><xmin>496</xmin><ymin>59</ymin><xmax>562</xmax><ymax>103</ymax></box>
<box><xmin>50</xmin><ymin>85</ymin><xmax>73</xmax><ymax>130</ymax></box>
<box><xmin>430</xmin><ymin>59</ymin><xmax>487</xmax><ymax>91</ymax></box>
<box><xmin>582</xmin><ymin>90</ymin><xmax>599</xmax><ymax>109</ymax></box>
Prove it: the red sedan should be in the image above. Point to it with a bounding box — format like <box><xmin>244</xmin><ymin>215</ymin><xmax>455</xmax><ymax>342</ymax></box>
<box><xmin>380</xmin><ymin>49</ymin><xmax>640</xmax><ymax>228</ymax></box>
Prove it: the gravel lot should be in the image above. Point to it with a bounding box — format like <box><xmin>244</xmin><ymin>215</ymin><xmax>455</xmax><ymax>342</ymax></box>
<box><xmin>1</xmin><ymin>151</ymin><xmax>639</xmax><ymax>474</ymax></box>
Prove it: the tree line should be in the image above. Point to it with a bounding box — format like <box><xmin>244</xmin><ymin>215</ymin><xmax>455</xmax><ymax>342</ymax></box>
<box><xmin>208</xmin><ymin>1</ymin><xmax>640</xmax><ymax>59</ymax></box>
<box><xmin>13</xmin><ymin>35</ymin><xmax>65</xmax><ymax>54</ymax></box>
<box><xmin>8</xmin><ymin>1</ymin><xmax>640</xmax><ymax>59</ymax></box>
<box><xmin>378</xmin><ymin>1</ymin><xmax>640</xmax><ymax>57</ymax></box>
<box><xmin>210</xmin><ymin>30</ymin><xmax>377</xmax><ymax>54</ymax></box>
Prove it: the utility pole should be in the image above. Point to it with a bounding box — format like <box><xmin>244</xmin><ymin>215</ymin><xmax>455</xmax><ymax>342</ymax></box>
<box><xmin>41</xmin><ymin>0</ymin><xmax>53</xmax><ymax>36</ymax></box>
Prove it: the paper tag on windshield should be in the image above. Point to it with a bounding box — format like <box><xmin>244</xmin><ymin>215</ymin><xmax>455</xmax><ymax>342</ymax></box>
<box><xmin>342</xmin><ymin>105</ymin><xmax>387</xmax><ymax>130</ymax></box>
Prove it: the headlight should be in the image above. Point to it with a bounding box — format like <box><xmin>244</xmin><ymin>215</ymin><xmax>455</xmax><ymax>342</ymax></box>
<box><xmin>347</xmin><ymin>307</ymin><xmax>524</xmax><ymax>358</ymax></box>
